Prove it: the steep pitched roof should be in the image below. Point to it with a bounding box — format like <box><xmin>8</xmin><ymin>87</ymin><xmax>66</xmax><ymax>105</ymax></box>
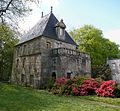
<box><xmin>18</xmin><ymin>13</ymin><xmax>77</xmax><ymax>46</ymax></box>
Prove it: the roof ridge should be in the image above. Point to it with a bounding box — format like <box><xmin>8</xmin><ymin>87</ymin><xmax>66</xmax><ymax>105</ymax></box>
<box><xmin>42</xmin><ymin>12</ymin><xmax>51</xmax><ymax>18</ymax></box>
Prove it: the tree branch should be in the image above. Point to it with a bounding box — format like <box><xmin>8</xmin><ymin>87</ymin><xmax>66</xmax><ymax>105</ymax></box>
<box><xmin>0</xmin><ymin>0</ymin><xmax>13</xmax><ymax>17</ymax></box>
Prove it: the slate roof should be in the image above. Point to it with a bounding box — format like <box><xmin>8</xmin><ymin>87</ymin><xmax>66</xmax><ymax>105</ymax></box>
<box><xmin>18</xmin><ymin>12</ymin><xmax>77</xmax><ymax>46</ymax></box>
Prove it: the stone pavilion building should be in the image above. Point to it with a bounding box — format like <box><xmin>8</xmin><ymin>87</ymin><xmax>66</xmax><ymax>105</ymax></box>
<box><xmin>11</xmin><ymin>9</ymin><xmax>91</xmax><ymax>88</ymax></box>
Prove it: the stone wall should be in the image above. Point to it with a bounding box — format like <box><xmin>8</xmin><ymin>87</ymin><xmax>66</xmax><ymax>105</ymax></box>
<box><xmin>107</xmin><ymin>59</ymin><xmax>120</xmax><ymax>83</ymax></box>
<box><xmin>11</xmin><ymin>37</ymin><xmax>42</xmax><ymax>88</ymax></box>
<box><xmin>50</xmin><ymin>48</ymin><xmax>91</xmax><ymax>79</ymax></box>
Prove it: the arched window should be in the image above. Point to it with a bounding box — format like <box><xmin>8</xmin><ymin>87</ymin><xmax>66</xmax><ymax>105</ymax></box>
<box><xmin>52</xmin><ymin>72</ymin><xmax>56</xmax><ymax>81</ymax></box>
<box><xmin>67</xmin><ymin>72</ymin><xmax>71</xmax><ymax>79</ymax></box>
<box><xmin>46</xmin><ymin>41</ymin><xmax>51</xmax><ymax>48</ymax></box>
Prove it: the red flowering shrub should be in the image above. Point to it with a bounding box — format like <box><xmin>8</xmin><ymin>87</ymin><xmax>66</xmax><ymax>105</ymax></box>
<box><xmin>72</xmin><ymin>87</ymin><xmax>79</xmax><ymax>96</ymax></box>
<box><xmin>50</xmin><ymin>76</ymin><xmax>120</xmax><ymax>98</ymax></box>
<box><xmin>80</xmin><ymin>78</ymin><xmax>100</xmax><ymax>95</ymax></box>
<box><xmin>51</xmin><ymin>76</ymin><xmax>100</xmax><ymax>96</ymax></box>
<box><xmin>56</xmin><ymin>77</ymin><xmax>67</xmax><ymax>86</ymax></box>
<box><xmin>95</xmin><ymin>80</ymin><xmax>115</xmax><ymax>97</ymax></box>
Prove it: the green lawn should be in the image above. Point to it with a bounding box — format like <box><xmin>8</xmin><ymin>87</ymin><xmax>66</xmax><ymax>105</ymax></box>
<box><xmin>0</xmin><ymin>83</ymin><xmax>120</xmax><ymax>111</ymax></box>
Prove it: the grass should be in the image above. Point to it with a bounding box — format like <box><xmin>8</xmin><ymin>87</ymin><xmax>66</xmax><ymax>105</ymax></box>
<box><xmin>0</xmin><ymin>83</ymin><xmax>120</xmax><ymax>111</ymax></box>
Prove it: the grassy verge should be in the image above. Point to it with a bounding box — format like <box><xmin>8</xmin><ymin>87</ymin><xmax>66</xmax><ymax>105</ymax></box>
<box><xmin>0</xmin><ymin>82</ymin><xmax>120</xmax><ymax>111</ymax></box>
<box><xmin>79</xmin><ymin>96</ymin><xmax>120</xmax><ymax>106</ymax></box>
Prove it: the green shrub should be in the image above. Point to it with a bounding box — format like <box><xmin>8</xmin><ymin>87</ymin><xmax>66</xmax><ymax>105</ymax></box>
<box><xmin>92</xmin><ymin>65</ymin><xmax>111</xmax><ymax>81</ymax></box>
<box><xmin>46</xmin><ymin>78</ymin><xmax>55</xmax><ymax>90</ymax></box>
<box><xmin>113</xmin><ymin>84</ymin><xmax>120</xmax><ymax>98</ymax></box>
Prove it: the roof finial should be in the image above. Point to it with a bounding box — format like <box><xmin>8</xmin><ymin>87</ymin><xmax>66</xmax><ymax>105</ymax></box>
<box><xmin>51</xmin><ymin>6</ymin><xmax>53</xmax><ymax>13</ymax></box>
<box><xmin>41</xmin><ymin>12</ymin><xmax>43</xmax><ymax>18</ymax></box>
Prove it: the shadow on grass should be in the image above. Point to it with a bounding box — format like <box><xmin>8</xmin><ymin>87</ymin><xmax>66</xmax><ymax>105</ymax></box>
<box><xmin>0</xmin><ymin>83</ymin><xmax>62</xmax><ymax>111</ymax></box>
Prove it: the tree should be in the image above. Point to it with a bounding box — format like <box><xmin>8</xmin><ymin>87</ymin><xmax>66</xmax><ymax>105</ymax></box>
<box><xmin>0</xmin><ymin>24</ymin><xmax>18</xmax><ymax>81</ymax></box>
<box><xmin>70</xmin><ymin>25</ymin><xmax>120</xmax><ymax>67</ymax></box>
<box><xmin>0</xmin><ymin>0</ymin><xmax>40</xmax><ymax>28</ymax></box>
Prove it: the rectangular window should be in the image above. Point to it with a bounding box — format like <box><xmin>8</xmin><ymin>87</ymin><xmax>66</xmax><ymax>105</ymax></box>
<box><xmin>23</xmin><ymin>45</ymin><xmax>27</xmax><ymax>55</ymax></box>
<box><xmin>52</xmin><ymin>57</ymin><xmax>57</xmax><ymax>64</ymax></box>
<box><xmin>21</xmin><ymin>74</ymin><xmax>25</xmax><ymax>83</ymax></box>
<box><xmin>59</xmin><ymin>28</ymin><xmax>65</xmax><ymax>40</ymax></box>
<box><xmin>23</xmin><ymin>58</ymin><xmax>26</xmax><ymax>68</ymax></box>
<box><xmin>60</xmin><ymin>28</ymin><xmax>63</xmax><ymax>36</ymax></box>
<box><xmin>16</xmin><ymin>59</ymin><xmax>19</xmax><ymax>68</ymax></box>
<box><xmin>17</xmin><ymin>46</ymin><xmax>20</xmax><ymax>55</ymax></box>
<box><xmin>30</xmin><ymin>75</ymin><xmax>34</xmax><ymax>85</ymax></box>
<box><xmin>82</xmin><ymin>59</ymin><xmax>86</xmax><ymax>68</ymax></box>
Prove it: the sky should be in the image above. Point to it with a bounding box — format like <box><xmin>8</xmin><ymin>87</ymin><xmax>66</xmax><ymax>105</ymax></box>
<box><xmin>19</xmin><ymin>0</ymin><xmax>120</xmax><ymax>45</ymax></box>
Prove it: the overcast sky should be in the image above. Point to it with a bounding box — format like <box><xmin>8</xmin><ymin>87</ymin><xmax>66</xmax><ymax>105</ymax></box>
<box><xmin>19</xmin><ymin>0</ymin><xmax>120</xmax><ymax>45</ymax></box>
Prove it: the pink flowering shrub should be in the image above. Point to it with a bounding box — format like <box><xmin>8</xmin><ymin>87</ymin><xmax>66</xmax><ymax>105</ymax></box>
<box><xmin>56</xmin><ymin>77</ymin><xmax>67</xmax><ymax>86</ymax></box>
<box><xmin>80</xmin><ymin>78</ymin><xmax>100</xmax><ymax>95</ymax></box>
<box><xmin>50</xmin><ymin>76</ymin><xmax>120</xmax><ymax>98</ymax></box>
<box><xmin>95</xmin><ymin>80</ymin><xmax>116</xmax><ymax>97</ymax></box>
<box><xmin>72</xmin><ymin>87</ymin><xmax>79</xmax><ymax>96</ymax></box>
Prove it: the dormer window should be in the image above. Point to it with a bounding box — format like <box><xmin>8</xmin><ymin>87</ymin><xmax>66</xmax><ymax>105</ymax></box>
<box><xmin>60</xmin><ymin>28</ymin><xmax>64</xmax><ymax>37</ymax></box>
<box><xmin>55</xmin><ymin>19</ymin><xmax>66</xmax><ymax>40</ymax></box>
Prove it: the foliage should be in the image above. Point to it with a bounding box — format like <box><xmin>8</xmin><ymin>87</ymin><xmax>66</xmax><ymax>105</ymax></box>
<box><xmin>70</xmin><ymin>25</ymin><xmax>120</xmax><ymax>67</ymax></box>
<box><xmin>113</xmin><ymin>84</ymin><xmax>120</xmax><ymax>98</ymax></box>
<box><xmin>80</xmin><ymin>78</ymin><xmax>100</xmax><ymax>96</ymax></box>
<box><xmin>73</xmin><ymin>76</ymin><xmax>88</xmax><ymax>85</ymax></box>
<box><xmin>0</xmin><ymin>0</ymin><xmax>40</xmax><ymax>28</ymax></box>
<box><xmin>1</xmin><ymin>82</ymin><xmax>120</xmax><ymax>111</ymax></box>
<box><xmin>92</xmin><ymin>64</ymin><xmax>112</xmax><ymax>80</ymax></box>
<box><xmin>72</xmin><ymin>87</ymin><xmax>79</xmax><ymax>96</ymax></box>
<box><xmin>51</xmin><ymin>76</ymin><xmax>120</xmax><ymax>98</ymax></box>
<box><xmin>96</xmin><ymin>80</ymin><xmax>116</xmax><ymax>97</ymax></box>
<box><xmin>56</xmin><ymin>77</ymin><xmax>67</xmax><ymax>86</ymax></box>
<box><xmin>51</xmin><ymin>76</ymin><xmax>100</xmax><ymax>96</ymax></box>
<box><xmin>0</xmin><ymin>24</ymin><xmax>18</xmax><ymax>81</ymax></box>
<box><xmin>46</xmin><ymin>78</ymin><xmax>56</xmax><ymax>90</ymax></box>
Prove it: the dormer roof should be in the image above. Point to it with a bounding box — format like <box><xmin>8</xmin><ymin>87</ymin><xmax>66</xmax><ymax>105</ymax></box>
<box><xmin>18</xmin><ymin>13</ymin><xmax>77</xmax><ymax>46</ymax></box>
<box><xmin>55</xmin><ymin>19</ymin><xmax>66</xmax><ymax>29</ymax></box>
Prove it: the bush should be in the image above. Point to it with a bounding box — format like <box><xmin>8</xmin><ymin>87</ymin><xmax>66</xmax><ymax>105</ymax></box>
<box><xmin>92</xmin><ymin>65</ymin><xmax>111</xmax><ymax>81</ymax></box>
<box><xmin>113</xmin><ymin>84</ymin><xmax>120</xmax><ymax>98</ymax></box>
<box><xmin>51</xmin><ymin>76</ymin><xmax>99</xmax><ymax>96</ymax></box>
<box><xmin>56</xmin><ymin>77</ymin><xmax>67</xmax><ymax>86</ymax></box>
<box><xmin>95</xmin><ymin>80</ymin><xmax>115</xmax><ymax>97</ymax></box>
<box><xmin>72</xmin><ymin>87</ymin><xmax>79</xmax><ymax>96</ymax></box>
<box><xmin>50</xmin><ymin>77</ymin><xmax>72</xmax><ymax>95</ymax></box>
<box><xmin>50</xmin><ymin>76</ymin><xmax>120</xmax><ymax>98</ymax></box>
<box><xmin>80</xmin><ymin>78</ymin><xmax>100</xmax><ymax>96</ymax></box>
<box><xmin>45</xmin><ymin>78</ymin><xmax>55</xmax><ymax>90</ymax></box>
<box><xmin>50</xmin><ymin>77</ymin><xmax>79</xmax><ymax>95</ymax></box>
